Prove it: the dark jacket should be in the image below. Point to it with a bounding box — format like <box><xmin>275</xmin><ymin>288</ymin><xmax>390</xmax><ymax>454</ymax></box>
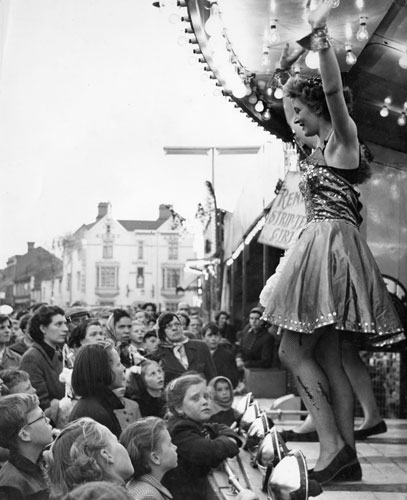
<box><xmin>69</xmin><ymin>388</ymin><xmax>124</xmax><ymax>438</ymax></box>
<box><xmin>155</xmin><ymin>340</ymin><xmax>216</xmax><ymax>384</ymax></box>
<box><xmin>19</xmin><ymin>343</ymin><xmax>64</xmax><ymax>410</ymax></box>
<box><xmin>0</xmin><ymin>347</ymin><xmax>21</xmax><ymax>371</ymax></box>
<box><xmin>212</xmin><ymin>346</ymin><xmax>239</xmax><ymax>388</ymax></box>
<box><xmin>0</xmin><ymin>451</ymin><xmax>49</xmax><ymax>500</ymax></box>
<box><xmin>162</xmin><ymin>416</ymin><xmax>241</xmax><ymax>500</ymax></box>
<box><xmin>9</xmin><ymin>340</ymin><xmax>30</xmax><ymax>356</ymax></box>
<box><xmin>238</xmin><ymin>326</ymin><xmax>274</xmax><ymax>368</ymax></box>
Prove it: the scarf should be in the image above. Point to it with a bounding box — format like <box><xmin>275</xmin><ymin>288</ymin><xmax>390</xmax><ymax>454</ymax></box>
<box><xmin>161</xmin><ymin>337</ymin><xmax>189</xmax><ymax>369</ymax></box>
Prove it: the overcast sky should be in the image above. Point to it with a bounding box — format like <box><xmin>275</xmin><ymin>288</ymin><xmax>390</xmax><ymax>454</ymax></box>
<box><xmin>0</xmin><ymin>0</ymin><xmax>271</xmax><ymax>265</ymax></box>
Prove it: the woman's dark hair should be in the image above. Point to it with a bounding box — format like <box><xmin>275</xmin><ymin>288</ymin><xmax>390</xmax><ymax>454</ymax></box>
<box><xmin>112</xmin><ymin>308</ymin><xmax>131</xmax><ymax>326</ymax></box>
<box><xmin>143</xmin><ymin>330</ymin><xmax>158</xmax><ymax>342</ymax></box>
<box><xmin>141</xmin><ymin>302</ymin><xmax>157</xmax><ymax>314</ymax></box>
<box><xmin>29</xmin><ymin>305</ymin><xmax>65</xmax><ymax>342</ymax></box>
<box><xmin>215</xmin><ymin>311</ymin><xmax>229</xmax><ymax>322</ymax></box>
<box><xmin>120</xmin><ymin>417</ymin><xmax>167</xmax><ymax>479</ymax></box>
<box><xmin>68</xmin><ymin>319</ymin><xmax>102</xmax><ymax>348</ymax></box>
<box><xmin>71</xmin><ymin>342</ymin><xmax>115</xmax><ymax>397</ymax></box>
<box><xmin>157</xmin><ymin>312</ymin><xmax>180</xmax><ymax>341</ymax></box>
<box><xmin>202</xmin><ymin>322</ymin><xmax>220</xmax><ymax>337</ymax></box>
<box><xmin>178</xmin><ymin>312</ymin><xmax>190</xmax><ymax>328</ymax></box>
<box><xmin>165</xmin><ymin>372</ymin><xmax>206</xmax><ymax>416</ymax></box>
<box><xmin>19</xmin><ymin>313</ymin><xmax>33</xmax><ymax>333</ymax></box>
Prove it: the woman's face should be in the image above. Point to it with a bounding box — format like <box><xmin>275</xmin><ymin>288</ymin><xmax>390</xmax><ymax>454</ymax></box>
<box><xmin>155</xmin><ymin>428</ymin><xmax>178</xmax><ymax>472</ymax></box>
<box><xmin>41</xmin><ymin>314</ymin><xmax>69</xmax><ymax>347</ymax></box>
<box><xmin>215</xmin><ymin>380</ymin><xmax>231</xmax><ymax>404</ymax></box>
<box><xmin>114</xmin><ymin>317</ymin><xmax>132</xmax><ymax>343</ymax></box>
<box><xmin>292</xmin><ymin>97</ymin><xmax>320</xmax><ymax>137</ymax></box>
<box><xmin>143</xmin><ymin>363</ymin><xmax>164</xmax><ymax>391</ymax></box>
<box><xmin>108</xmin><ymin>348</ymin><xmax>126</xmax><ymax>390</ymax></box>
<box><xmin>179</xmin><ymin>382</ymin><xmax>212</xmax><ymax>423</ymax></box>
<box><xmin>81</xmin><ymin>324</ymin><xmax>104</xmax><ymax>346</ymax></box>
<box><xmin>102</xmin><ymin>427</ymin><xmax>134</xmax><ymax>481</ymax></box>
<box><xmin>164</xmin><ymin>317</ymin><xmax>184</xmax><ymax>343</ymax></box>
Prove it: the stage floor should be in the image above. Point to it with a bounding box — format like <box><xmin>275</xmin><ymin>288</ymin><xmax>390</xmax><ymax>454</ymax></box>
<box><xmin>224</xmin><ymin>400</ymin><xmax>407</xmax><ymax>500</ymax></box>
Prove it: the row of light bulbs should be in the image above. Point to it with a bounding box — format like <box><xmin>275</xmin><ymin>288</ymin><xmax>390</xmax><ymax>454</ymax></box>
<box><xmin>380</xmin><ymin>98</ymin><xmax>407</xmax><ymax>127</ymax></box>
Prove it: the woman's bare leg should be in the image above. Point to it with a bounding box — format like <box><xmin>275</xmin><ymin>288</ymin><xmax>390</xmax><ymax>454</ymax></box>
<box><xmin>342</xmin><ymin>341</ymin><xmax>382</xmax><ymax>429</ymax></box>
<box><xmin>315</xmin><ymin>332</ymin><xmax>355</xmax><ymax>449</ymax></box>
<box><xmin>279</xmin><ymin>328</ymin><xmax>346</xmax><ymax>470</ymax></box>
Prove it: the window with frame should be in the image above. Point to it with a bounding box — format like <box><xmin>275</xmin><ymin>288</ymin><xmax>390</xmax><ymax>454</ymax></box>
<box><xmin>96</xmin><ymin>266</ymin><xmax>118</xmax><ymax>289</ymax></box>
<box><xmin>136</xmin><ymin>267</ymin><xmax>144</xmax><ymax>288</ymax></box>
<box><xmin>138</xmin><ymin>241</ymin><xmax>144</xmax><ymax>260</ymax></box>
<box><xmin>162</xmin><ymin>268</ymin><xmax>181</xmax><ymax>290</ymax></box>
<box><xmin>103</xmin><ymin>241</ymin><xmax>113</xmax><ymax>259</ymax></box>
<box><xmin>168</xmin><ymin>236</ymin><xmax>178</xmax><ymax>260</ymax></box>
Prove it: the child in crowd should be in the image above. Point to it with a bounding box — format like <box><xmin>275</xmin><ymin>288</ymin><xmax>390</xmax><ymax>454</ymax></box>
<box><xmin>208</xmin><ymin>376</ymin><xmax>235</xmax><ymax>426</ymax></box>
<box><xmin>0</xmin><ymin>368</ymin><xmax>37</xmax><ymax>395</ymax></box>
<box><xmin>128</xmin><ymin>320</ymin><xmax>147</xmax><ymax>368</ymax></box>
<box><xmin>162</xmin><ymin>372</ymin><xmax>242</xmax><ymax>500</ymax></box>
<box><xmin>202</xmin><ymin>322</ymin><xmax>239</xmax><ymax>388</ymax></box>
<box><xmin>143</xmin><ymin>330</ymin><xmax>160</xmax><ymax>356</ymax></box>
<box><xmin>47</xmin><ymin>417</ymin><xmax>134</xmax><ymax>498</ymax></box>
<box><xmin>120</xmin><ymin>417</ymin><xmax>177</xmax><ymax>500</ymax></box>
<box><xmin>125</xmin><ymin>360</ymin><xmax>166</xmax><ymax>418</ymax></box>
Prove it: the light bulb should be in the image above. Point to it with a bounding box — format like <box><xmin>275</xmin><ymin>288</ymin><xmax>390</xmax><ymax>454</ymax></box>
<box><xmin>399</xmin><ymin>50</ymin><xmax>407</xmax><ymax>69</ymax></box>
<box><xmin>356</xmin><ymin>0</ymin><xmax>364</xmax><ymax>9</ymax></box>
<box><xmin>345</xmin><ymin>44</ymin><xmax>357</xmax><ymax>65</ymax></box>
<box><xmin>232</xmin><ymin>81</ymin><xmax>247</xmax><ymax>99</ymax></box>
<box><xmin>384</xmin><ymin>96</ymin><xmax>392</xmax><ymax>105</ymax></box>
<box><xmin>261</xmin><ymin>51</ymin><xmax>270</xmax><ymax>68</ymax></box>
<box><xmin>266</xmin><ymin>86</ymin><xmax>273</xmax><ymax>96</ymax></box>
<box><xmin>205</xmin><ymin>3</ymin><xmax>222</xmax><ymax>37</ymax></box>
<box><xmin>274</xmin><ymin>87</ymin><xmax>284</xmax><ymax>99</ymax></box>
<box><xmin>269</xmin><ymin>23</ymin><xmax>280</xmax><ymax>44</ymax></box>
<box><xmin>332</xmin><ymin>0</ymin><xmax>340</xmax><ymax>7</ymax></box>
<box><xmin>380</xmin><ymin>105</ymin><xmax>389</xmax><ymax>118</ymax></box>
<box><xmin>305</xmin><ymin>51</ymin><xmax>319</xmax><ymax>69</ymax></box>
<box><xmin>397</xmin><ymin>112</ymin><xmax>406</xmax><ymax>126</ymax></box>
<box><xmin>248</xmin><ymin>90</ymin><xmax>258</xmax><ymax>104</ymax></box>
<box><xmin>356</xmin><ymin>17</ymin><xmax>369</xmax><ymax>42</ymax></box>
<box><xmin>255</xmin><ymin>100</ymin><xmax>265</xmax><ymax>113</ymax></box>
<box><xmin>262</xmin><ymin>108</ymin><xmax>272</xmax><ymax>120</ymax></box>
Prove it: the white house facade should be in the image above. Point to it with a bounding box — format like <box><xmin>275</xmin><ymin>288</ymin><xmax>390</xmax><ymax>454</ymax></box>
<box><xmin>61</xmin><ymin>203</ymin><xmax>197</xmax><ymax>311</ymax></box>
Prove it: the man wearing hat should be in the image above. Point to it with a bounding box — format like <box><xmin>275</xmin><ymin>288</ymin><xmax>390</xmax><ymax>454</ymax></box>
<box><xmin>236</xmin><ymin>307</ymin><xmax>274</xmax><ymax>369</ymax></box>
<box><xmin>65</xmin><ymin>306</ymin><xmax>91</xmax><ymax>333</ymax></box>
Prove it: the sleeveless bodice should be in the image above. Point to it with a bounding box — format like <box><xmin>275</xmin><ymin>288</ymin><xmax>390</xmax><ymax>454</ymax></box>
<box><xmin>299</xmin><ymin>148</ymin><xmax>363</xmax><ymax>228</ymax></box>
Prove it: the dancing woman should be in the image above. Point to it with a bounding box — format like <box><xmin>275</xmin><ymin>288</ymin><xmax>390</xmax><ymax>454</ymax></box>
<box><xmin>260</xmin><ymin>0</ymin><xmax>404</xmax><ymax>484</ymax></box>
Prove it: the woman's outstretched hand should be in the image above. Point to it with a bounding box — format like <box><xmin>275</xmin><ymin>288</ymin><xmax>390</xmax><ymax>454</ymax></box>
<box><xmin>279</xmin><ymin>43</ymin><xmax>305</xmax><ymax>70</ymax></box>
<box><xmin>308</xmin><ymin>0</ymin><xmax>335</xmax><ymax>29</ymax></box>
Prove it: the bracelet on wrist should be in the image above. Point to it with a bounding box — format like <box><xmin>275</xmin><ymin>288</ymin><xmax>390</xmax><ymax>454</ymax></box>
<box><xmin>297</xmin><ymin>25</ymin><xmax>332</xmax><ymax>51</ymax></box>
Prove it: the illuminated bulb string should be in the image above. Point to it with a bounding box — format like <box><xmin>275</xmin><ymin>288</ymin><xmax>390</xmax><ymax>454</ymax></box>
<box><xmin>345</xmin><ymin>43</ymin><xmax>357</xmax><ymax>65</ymax></box>
<box><xmin>356</xmin><ymin>17</ymin><xmax>369</xmax><ymax>42</ymax></box>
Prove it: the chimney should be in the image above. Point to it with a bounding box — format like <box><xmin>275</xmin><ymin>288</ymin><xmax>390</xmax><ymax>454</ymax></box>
<box><xmin>27</xmin><ymin>242</ymin><xmax>35</xmax><ymax>252</ymax></box>
<box><xmin>159</xmin><ymin>204</ymin><xmax>171</xmax><ymax>220</ymax></box>
<box><xmin>96</xmin><ymin>202</ymin><xmax>109</xmax><ymax>220</ymax></box>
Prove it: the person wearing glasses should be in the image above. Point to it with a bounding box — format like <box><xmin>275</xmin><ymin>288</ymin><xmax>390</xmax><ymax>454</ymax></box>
<box><xmin>154</xmin><ymin>313</ymin><xmax>216</xmax><ymax>384</ymax></box>
<box><xmin>0</xmin><ymin>393</ymin><xmax>53</xmax><ymax>500</ymax></box>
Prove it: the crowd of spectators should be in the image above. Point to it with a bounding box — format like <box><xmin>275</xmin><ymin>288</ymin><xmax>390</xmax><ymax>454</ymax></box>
<box><xmin>0</xmin><ymin>300</ymin><xmax>272</xmax><ymax>499</ymax></box>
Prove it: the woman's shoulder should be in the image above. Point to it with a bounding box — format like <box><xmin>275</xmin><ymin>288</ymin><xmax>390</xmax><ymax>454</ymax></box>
<box><xmin>167</xmin><ymin>415</ymin><xmax>203</xmax><ymax>434</ymax></box>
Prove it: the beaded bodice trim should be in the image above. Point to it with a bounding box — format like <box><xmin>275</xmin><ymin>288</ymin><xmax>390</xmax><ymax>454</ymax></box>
<box><xmin>299</xmin><ymin>148</ymin><xmax>363</xmax><ymax>227</ymax></box>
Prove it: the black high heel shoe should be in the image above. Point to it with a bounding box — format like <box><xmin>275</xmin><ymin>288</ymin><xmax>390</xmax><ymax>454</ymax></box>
<box><xmin>354</xmin><ymin>420</ymin><xmax>387</xmax><ymax>440</ymax></box>
<box><xmin>308</xmin><ymin>445</ymin><xmax>358</xmax><ymax>485</ymax></box>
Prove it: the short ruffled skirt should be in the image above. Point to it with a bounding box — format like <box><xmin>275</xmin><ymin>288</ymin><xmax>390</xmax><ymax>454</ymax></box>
<box><xmin>261</xmin><ymin>220</ymin><xmax>404</xmax><ymax>346</ymax></box>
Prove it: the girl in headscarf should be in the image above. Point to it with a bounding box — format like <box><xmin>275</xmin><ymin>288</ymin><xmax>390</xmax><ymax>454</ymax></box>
<box><xmin>208</xmin><ymin>376</ymin><xmax>235</xmax><ymax>426</ymax></box>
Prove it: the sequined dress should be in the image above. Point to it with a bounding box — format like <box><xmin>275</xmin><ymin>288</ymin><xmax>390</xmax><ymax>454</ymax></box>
<box><xmin>261</xmin><ymin>147</ymin><xmax>404</xmax><ymax>345</ymax></box>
